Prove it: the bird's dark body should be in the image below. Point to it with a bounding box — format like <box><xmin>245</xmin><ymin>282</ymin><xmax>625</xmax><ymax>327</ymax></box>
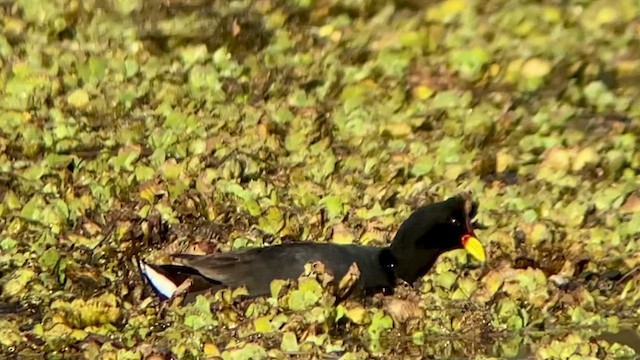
<box><xmin>156</xmin><ymin>242</ymin><xmax>395</xmax><ymax>298</ymax></box>
<box><xmin>140</xmin><ymin>192</ymin><xmax>485</xmax><ymax>303</ymax></box>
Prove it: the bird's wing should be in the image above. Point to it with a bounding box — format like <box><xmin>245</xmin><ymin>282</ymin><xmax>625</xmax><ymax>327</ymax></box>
<box><xmin>169</xmin><ymin>251</ymin><xmax>259</xmax><ymax>284</ymax></box>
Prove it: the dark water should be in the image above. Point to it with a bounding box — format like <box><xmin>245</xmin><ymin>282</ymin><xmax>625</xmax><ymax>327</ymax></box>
<box><xmin>395</xmin><ymin>324</ymin><xmax>640</xmax><ymax>359</ymax></box>
<box><xmin>596</xmin><ymin>327</ymin><xmax>640</xmax><ymax>353</ymax></box>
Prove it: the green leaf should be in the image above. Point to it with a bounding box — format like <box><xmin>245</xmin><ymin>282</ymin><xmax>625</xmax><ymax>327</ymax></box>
<box><xmin>410</xmin><ymin>155</ymin><xmax>433</xmax><ymax>177</ymax></box>
<box><xmin>298</xmin><ymin>277</ymin><xmax>323</xmax><ymax>294</ymax></box>
<box><xmin>67</xmin><ymin>89</ymin><xmax>90</xmax><ymax>109</ymax></box>
<box><xmin>270</xmin><ymin>279</ymin><xmax>287</xmax><ymax>299</ymax></box>
<box><xmin>44</xmin><ymin>154</ymin><xmax>75</xmax><ymax>169</ymax></box>
<box><xmin>135</xmin><ymin>165</ymin><xmax>155</xmax><ymax>182</ymax></box>
<box><xmin>123</xmin><ymin>58</ymin><xmax>139</xmax><ymax>78</ymax></box>
<box><xmin>184</xmin><ymin>314</ymin><xmax>208</xmax><ymax>331</ymax></box>
<box><xmin>21</xmin><ymin>195</ymin><xmax>46</xmax><ymax>222</ymax></box>
<box><xmin>4</xmin><ymin>190</ymin><xmax>22</xmax><ymax>210</ymax></box>
<box><xmin>189</xmin><ymin>139</ymin><xmax>207</xmax><ymax>155</ymax></box>
<box><xmin>280</xmin><ymin>332</ymin><xmax>299</xmax><ymax>352</ymax></box>
<box><xmin>180</xmin><ymin>44</ymin><xmax>208</xmax><ymax>67</ymax></box>
<box><xmin>257</xmin><ymin>207</ymin><xmax>285</xmax><ymax>235</ymax></box>
<box><xmin>51</xmin><ymin>199</ymin><xmax>70</xmax><ymax>220</ymax></box>
<box><xmin>221</xmin><ymin>343</ymin><xmax>267</xmax><ymax>360</ymax></box>
<box><xmin>184</xmin><ymin>295</ymin><xmax>216</xmax><ymax>330</ymax></box>
<box><xmin>320</xmin><ymin>153</ymin><xmax>336</xmax><ymax>179</ymax></box>
<box><xmin>506</xmin><ymin>314</ymin><xmax>524</xmax><ymax>331</ymax></box>
<box><xmin>160</xmin><ymin>160</ymin><xmax>184</xmax><ymax>180</ymax></box>
<box><xmin>412</xmin><ymin>331</ymin><xmax>425</xmax><ymax>345</ymax></box>
<box><xmin>320</xmin><ymin>195</ymin><xmax>344</xmax><ymax>219</ymax></box>
<box><xmin>253</xmin><ymin>315</ymin><xmax>274</xmax><ymax>333</ymax></box>
<box><xmin>367</xmin><ymin>310</ymin><xmax>393</xmax><ymax>340</ymax></box>
<box><xmin>22</xmin><ymin>163</ymin><xmax>47</xmax><ymax>181</ymax></box>
<box><xmin>243</xmin><ymin>199</ymin><xmax>262</xmax><ymax>217</ymax></box>
<box><xmin>287</xmin><ymin>278</ymin><xmax>323</xmax><ymax>311</ymax></box>
<box><xmin>449</xmin><ymin>47</ymin><xmax>491</xmax><ymax>80</ymax></box>
<box><xmin>110</xmin><ymin>146</ymin><xmax>142</xmax><ymax>172</ymax></box>
<box><xmin>0</xmin><ymin>237</ymin><xmax>18</xmax><ymax>250</ymax></box>
<box><xmin>193</xmin><ymin>295</ymin><xmax>212</xmax><ymax>314</ymax></box>
<box><xmin>434</xmin><ymin>271</ymin><xmax>457</xmax><ymax>290</ymax></box>
<box><xmin>335</xmin><ymin>304</ymin><xmax>346</xmax><ymax>322</ymax></box>
<box><xmin>430</xmin><ymin>90</ymin><xmax>472</xmax><ymax>110</ymax></box>
<box><xmin>50</xmin><ymin>293</ymin><xmax>121</xmax><ymax>328</ymax></box>
<box><xmin>154</xmin><ymin>203</ymin><xmax>179</xmax><ymax>224</ymax></box>
<box><xmin>523</xmin><ymin>209</ymin><xmax>538</xmax><ymax>223</ymax></box>
<box><xmin>40</xmin><ymin>247</ymin><xmax>60</xmax><ymax>270</ymax></box>
<box><xmin>3</xmin><ymin>269</ymin><xmax>36</xmax><ymax>297</ymax></box>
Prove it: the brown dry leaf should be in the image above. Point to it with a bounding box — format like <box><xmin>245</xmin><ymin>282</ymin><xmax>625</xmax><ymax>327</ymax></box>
<box><xmin>145</xmin><ymin>356</ymin><xmax>165</xmax><ymax>360</ymax></box>
<box><xmin>162</xmin><ymin>239</ymin><xmax>190</xmax><ymax>256</ymax></box>
<box><xmin>365</xmin><ymin>219</ymin><xmax>388</xmax><ymax>232</ymax></box>
<box><xmin>547</xmin><ymin>283</ymin><xmax>595</xmax><ymax>310</ymax></box>
<box><xmin>204</xmin><ymin>343</ymin><xmax>221</xmax><ymax>358</ymax></box>
<box><xmin>474</xmin><ymin>268</ymin><xmax>507</xmax><ymax>303</ymax></box>
<box><xmin>82</xmin><ymin>220</ymin><xmax>102</xmax><ymax>236</ymax></box>
<box><xmin>621</xmin><ymin>192</ymin><xmax>640</xmax><ymax>213</ymax></box>
<box><xmin>309</xmin><ymin>261</ymin><xmax>335</xmax><ymax>287</ymax></box>
<box><xmin>139</xmin><ymin>181</ymin><xmax>166</xmax><ymax>203</ymax></box>
<box><xmin>331</xmin><ymin>223</ymin><xmax>355</xmax><ymax>244</ymax></box>
<box><xmin>172</xmin><ymin>278</ymin><xmax>194</xmax><ymax>302</ymax></box>
<box><xmin>337</xmin><ymin>262</ymin><xmax>361</xmax><ymax>299</ymax></box>
<box><xmin>184</xmin><ymin>241</ymin><xmax>216</xmax><ymax>255</ymax></box>
<box><xmin>556</xmin><ymin>259</ymin><xmax>577</xmax><ymax>278</ymax></box>
<box><xmin>157</xmin><ymin>278</ymin><xmax>194</xmax><ymax>316</ymax></box>
<box><xmin>390</xmin><ymin>153</ymin><xmax>412</xmax><ymax>165</ymax></box>
<box><xmin>623</xmin><ymin>252</ymin><xmax>640</xmax><ymax>269</ymax></box>
<box><xmin>311</xmin><ymin>261</ymin><xmax>327</xmax><ymax>273</ymax></box>
<box><xmin>458</xmin><ymin>190</ymin><xmax>474</xmax><ymax>216</ymax></box>
<box><xmin>345</xmin><ymin>305</ymin><xmax>367</xmax><ymax>324</ymax></box>
<box><xmin>383</xmin><ymin>298</ymin><xmax>423</xmax><ymax>324</ymax></box>
<box><xmin>232</xmin><ymin>19</ymin><xmax>241</xmax><ymax>37</ymax></box>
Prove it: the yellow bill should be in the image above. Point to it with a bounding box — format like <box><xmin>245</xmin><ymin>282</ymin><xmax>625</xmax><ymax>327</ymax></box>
<box><xmin>462</xmin><ymin>234</ymin><xmax>486</xmax><ymax>262</ymax></box>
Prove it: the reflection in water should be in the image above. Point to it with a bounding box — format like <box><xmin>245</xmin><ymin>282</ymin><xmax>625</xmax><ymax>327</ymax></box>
<box><xmin>595</xmin><ymin>327</ymin><xmax>640</xmax><ymax>354</ymax></box>
<box><xmin>385</xmin><ymin>324</ymin><xmax>640</xmax><ymax>359</ymax></box>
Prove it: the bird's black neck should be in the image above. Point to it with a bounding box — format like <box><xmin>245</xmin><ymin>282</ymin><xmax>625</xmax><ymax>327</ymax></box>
<box><xmin>370</xmin><ymin>248</ymin><xmax>397</xmax><ymax>295</ymax></box>
<box><xmin>383</xmin><ymin>245</ymin><xmax>443</xmax><ymax>285</ymax></box>
<box><xmin>378</xmin><ymin>248</ymin><xmax>398</xmax><ymax>282</ymax></box>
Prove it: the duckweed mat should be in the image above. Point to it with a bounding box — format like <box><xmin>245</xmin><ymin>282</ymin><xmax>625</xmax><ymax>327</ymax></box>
<box><xmin>1</xmin><ymin>0</ymin><xmax>640</xmax><ymax>359</ymax></box>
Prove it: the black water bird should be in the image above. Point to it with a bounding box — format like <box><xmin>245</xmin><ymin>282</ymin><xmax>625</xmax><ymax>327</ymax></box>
<box><xmin>139</xmin><ymin>192</ymin><xmax>486</xmax><ymax>302</ymax></box>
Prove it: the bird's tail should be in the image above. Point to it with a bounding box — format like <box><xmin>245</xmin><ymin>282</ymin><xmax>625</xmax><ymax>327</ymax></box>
<box><xmin>137</xmin><ymin>259</ymin><xmax>215</xmax><ymax>300</ymax></box>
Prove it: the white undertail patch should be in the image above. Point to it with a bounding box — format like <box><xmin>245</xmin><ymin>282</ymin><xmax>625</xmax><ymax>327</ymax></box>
<box><xmin>139</xmin><ymin>261</ymin><xmax>178</xmax><ymax>299</ymax></box>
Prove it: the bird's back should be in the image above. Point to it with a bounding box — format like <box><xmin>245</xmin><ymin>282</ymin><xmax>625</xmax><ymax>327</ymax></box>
<box><xmin>171</xmin><ymin>242</ymin><xmax>392</xmax><ymax>297</ymax></box>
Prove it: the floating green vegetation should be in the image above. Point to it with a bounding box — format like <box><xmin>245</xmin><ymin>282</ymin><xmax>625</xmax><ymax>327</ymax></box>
<box><xmin>1</xmin><ymin>0</ymin><xmax>640</xmax><ymax>358</ymax></box>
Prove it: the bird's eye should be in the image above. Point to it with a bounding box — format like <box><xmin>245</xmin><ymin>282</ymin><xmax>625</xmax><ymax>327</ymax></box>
<box><xmin>450</xmin><ymin>217</ymin><xmax>461</xmax><ymax>226</ymax></box>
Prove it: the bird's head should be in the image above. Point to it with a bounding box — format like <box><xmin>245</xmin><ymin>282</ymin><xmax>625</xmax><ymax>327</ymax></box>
<box><xmin>383</xmin><ymin>192</ymin><xmax>486</xmax><ymax>284</ymax></box>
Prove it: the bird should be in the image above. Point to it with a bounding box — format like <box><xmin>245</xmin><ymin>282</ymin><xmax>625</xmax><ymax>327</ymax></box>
<box><xmin>138</xmin><ymin>192</ymin><xmax>486</xmax><ymax>303</ymax></box>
